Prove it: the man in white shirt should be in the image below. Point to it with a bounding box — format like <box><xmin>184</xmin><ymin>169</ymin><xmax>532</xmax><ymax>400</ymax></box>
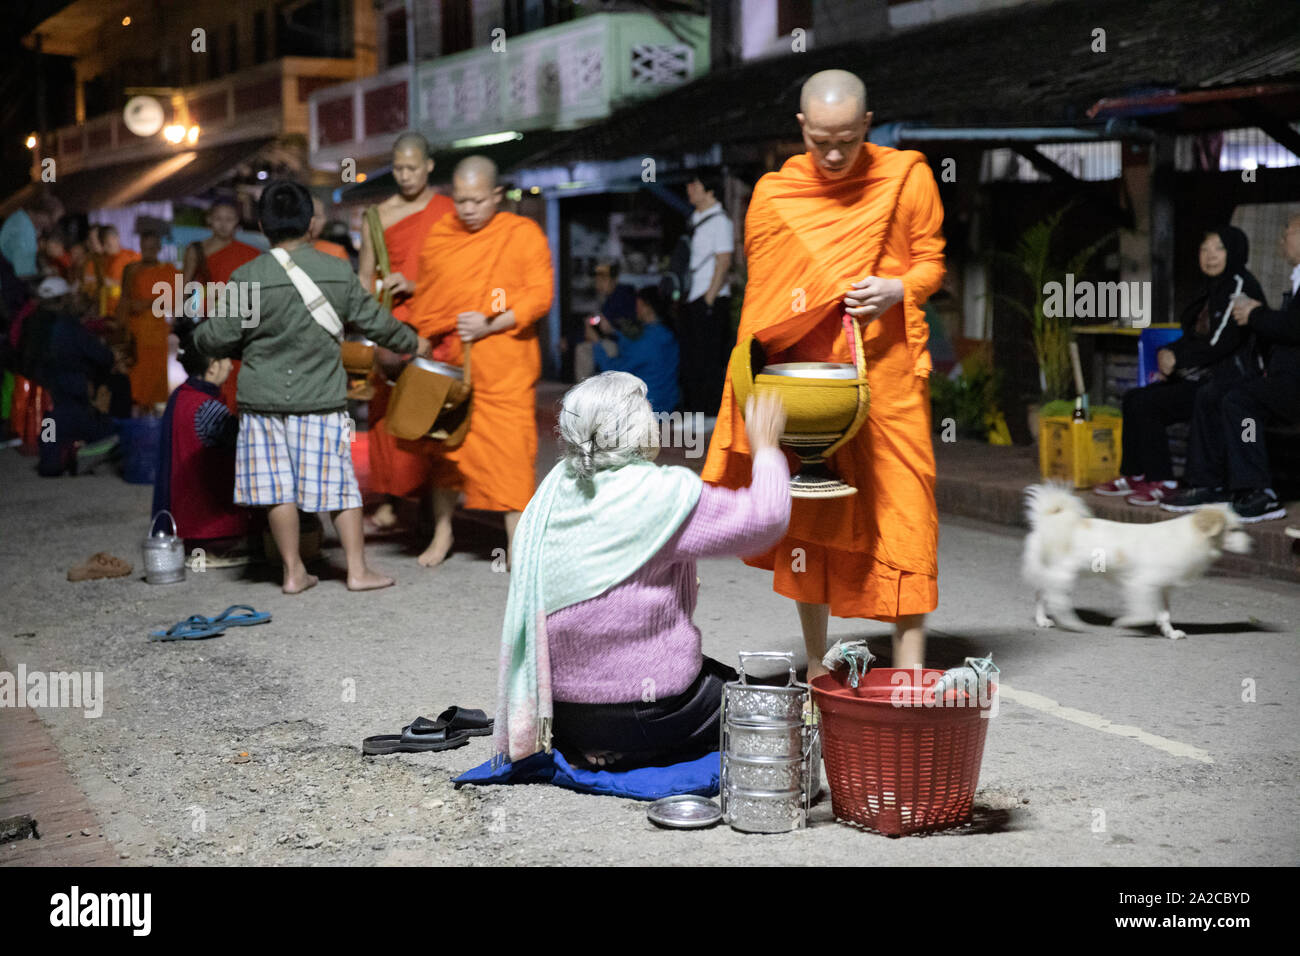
<box><xmin>681</xmin><ymin>171</ymin><xmax>734</xmax><ymax>417</ymax></box>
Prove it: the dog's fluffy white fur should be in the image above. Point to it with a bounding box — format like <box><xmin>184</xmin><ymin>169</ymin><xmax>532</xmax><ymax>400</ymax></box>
<box><xmin>1021</xmin><ymin>483</ymin><xmax>1253</xmax><ymax>639</ymax></box>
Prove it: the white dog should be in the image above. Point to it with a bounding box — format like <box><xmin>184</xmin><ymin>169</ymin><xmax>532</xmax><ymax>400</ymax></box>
<box><xmin>1021</xmin><ymin>483</ymin><xmax>1253</xmax><ymax>639</ymax></box>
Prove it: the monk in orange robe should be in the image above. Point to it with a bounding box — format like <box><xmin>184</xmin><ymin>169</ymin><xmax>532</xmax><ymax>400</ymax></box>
<box><xmin>702</xmin><ymin>70</ymin><xmax>945</xmax><ymax>674</ymax></box>
<box><xmin>358</xmin><ymin>133</ymin><xmax>455</xmax><ymax>529</ymax></box>
<box><xmin>96</xmin><ymin>225</ymin><xmax>140</xmax><ymax>316</ymax></box>
<box><xmin>407</xmin><ymin>155</ymin><xmax>553</xmax><ymax>567</ymax></box>
<box><xmin>310</xmin><ymin>196</ymin><xmax>351</xmax><ymax>261</ymax></box>
<box><xmin>183</xmin><ymin>200</ymin><xmax>261</xmax><ymax>411</ymax></box>
<box><xmin>117</xmin><ymin>230</ymin><xmax>178</xmax><ymax>408</ymax></box>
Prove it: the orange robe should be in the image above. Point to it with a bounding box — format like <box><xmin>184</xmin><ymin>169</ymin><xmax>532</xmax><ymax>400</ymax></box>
<box><xmin>125</xmin><ymin>261</ymin><xmax>180</xmax><ymax>405</ymax></box>
<box><xmin>701</xmin><ymin>143</ymin><xmax>946</xmax><ymax>622</ymax></box>
<box><xmin>367</xmin><ymin>194</ymin><xmax>454</xmax><ymax>498</ymax></box>
<box><xmin>98</xmin><ymin>249</ymin><xmax>140</xmax><ymax>315</ymax></box>
<box><xmin>201</xmin><ymin>240</ymin><xmax>262</xmax><ymax>411</ymax></box>
<box><xmin>407</xmin><ymin>211</ymin><xmax>554</xmax><ymax>512</ymax></box>
<box><xmin>313</xmin><ymin>238</ymin><xmax>350</xmax><ymax>261</ymax></box>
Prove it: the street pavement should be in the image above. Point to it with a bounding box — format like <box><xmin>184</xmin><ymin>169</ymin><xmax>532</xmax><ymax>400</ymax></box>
<box><xmin>1</xmin><ymin>424</ymin><xmax>1296</xmax><ymax>866</ymax></box>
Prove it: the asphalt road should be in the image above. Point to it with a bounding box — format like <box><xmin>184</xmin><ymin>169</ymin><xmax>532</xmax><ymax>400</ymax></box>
<box><xmin>1</xmin><ymin>445</ymin><xmax>1297</xmax><ymax>866</ymax></box>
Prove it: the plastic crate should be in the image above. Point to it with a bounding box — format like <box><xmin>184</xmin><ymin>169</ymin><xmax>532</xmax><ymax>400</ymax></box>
<box><xmin>1038</xmin><ymin>414</ymin><xmax>1123</xmax><ymax>488</ymax></box>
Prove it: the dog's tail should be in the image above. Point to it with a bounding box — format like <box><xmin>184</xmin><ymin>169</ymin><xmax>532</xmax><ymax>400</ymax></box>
<box><xmin>1024</xmin><ymin>481</ymin><xmax>1090</xmax><ymax>529</ymax></box>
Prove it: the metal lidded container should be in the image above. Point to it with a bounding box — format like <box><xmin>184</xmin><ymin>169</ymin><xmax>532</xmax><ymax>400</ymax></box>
<box><xmin>142</xmin><ymin>510</ymin><xmax>185</xmax><ymax>585</ymax></box>
<box><xmin>720</xmin><ymin>652</ymin><xmax>820</xmax><ymax>834</ymax></box>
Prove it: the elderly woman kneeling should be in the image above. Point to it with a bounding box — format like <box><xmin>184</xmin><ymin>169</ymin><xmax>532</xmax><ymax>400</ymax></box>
<box><xmin>494</xmin><ymin>372</ymin><xmax>790</xmax><ymax>770</ymax></box>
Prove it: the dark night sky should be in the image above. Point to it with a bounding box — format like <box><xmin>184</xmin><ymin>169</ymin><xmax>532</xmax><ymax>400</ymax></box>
<box><xmin>0</xmin><ymin>1</ymin><xmax>78</xmax><ymax>201</ymax></box>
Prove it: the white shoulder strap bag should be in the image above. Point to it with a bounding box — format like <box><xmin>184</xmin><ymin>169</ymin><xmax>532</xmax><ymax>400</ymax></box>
<box><xmin>269</xmin><ymin>247</ymin><xmax>344</xmax><ymax>341</ymax></box>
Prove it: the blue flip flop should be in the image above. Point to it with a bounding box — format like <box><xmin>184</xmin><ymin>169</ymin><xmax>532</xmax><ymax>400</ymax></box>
<box><xmin>207</xmin><ymin>605</ymin><xmax>271</xmax><ymax>628</ymax></box>
<box><xmin>150</xmin><ymin>615</ymin><xmax>227</xmax><ymax>641</ymax></box>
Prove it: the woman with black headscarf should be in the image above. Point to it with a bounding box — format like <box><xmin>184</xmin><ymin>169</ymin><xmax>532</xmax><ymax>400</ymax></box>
<box><xmin>1094</xmin><ymin>224</ymin><xmax>1265</xmax><ymax>505</ymax></box>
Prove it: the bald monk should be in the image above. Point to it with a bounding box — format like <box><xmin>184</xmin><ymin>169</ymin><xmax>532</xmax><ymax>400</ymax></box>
<box><xmin>184</xmin><ymin>200</ymin><xmax>261</xmax><ymax>411</ymax></box>
<box><xmin>358</xmin><ymin>132</ymin><xmax>456</xmax><ymax>529</ymax></box>
<box><xmin>310</xmin><ymin>197</ymin><xmax>350</xmax><ymax>261</ymax></box>
<box><xmin>95</xmin><ymin>226</ymin><xmax>140</xmax><ymax>316</ymax></box>
<box><xmin>116</xmin><ymin>230</ymin><xmax>177</xmax><ymax>408</ymax></box>
<box><xmin>702</xmin><ymin>70</ymin><xmax>945</xmax><ymax>675</ymax></box>
<box><xmin>407</xmin><ymin>155</ymin><xmax>554</xmax><ymax>567</ymax></box>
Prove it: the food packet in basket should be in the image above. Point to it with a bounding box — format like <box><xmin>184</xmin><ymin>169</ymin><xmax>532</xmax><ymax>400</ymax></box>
<box><xmin>821</xmin><ymin>639</ymin><xmax>875</xmax><ymax>688</ymax></box>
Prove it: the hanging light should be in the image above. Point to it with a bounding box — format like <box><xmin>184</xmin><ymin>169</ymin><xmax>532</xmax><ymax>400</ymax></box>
<box><xmin>163</xmin><ymin>124</ymin><xmax>186</xmax><ymax>144</ymax></box>
<box><xmin>25</xmin><ymin>134</ymin><xmax>37</xmax><ymax>149</ymax></box>
<box><xmin>186</xmin><ymin>125</ymin><xmax>200</xmax><ymax>145</ymax></box>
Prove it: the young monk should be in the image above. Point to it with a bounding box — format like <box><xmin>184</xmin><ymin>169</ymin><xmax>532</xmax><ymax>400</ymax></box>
<box><xmin>117</xmin><ymin>230</ymin><xmax>178</xmax><ymax>409</ymax></box>
<box><xmin>357</xmin><ymin>132</ymin><xmax>455</xmax><ymax>531</ymax></box>
<box><xmin>406</xmin><ymin>155</ymin><xmax>554</xmax><ymax>567</ymax></box>
<box><xmin>309</xmin><ymin>197</ymin><xmax>351</xmax><ymax>262</ymax></box>
<box><xmin>701</xmin><ymin>69</ymin><xmax>946</xmax><ymax>674</ymax></box>
<box><xmin>95</xmin><ymin>226</ymin><xmax>140</xmax><ymax>316</ymax></box>
<box><xmin>183</xmin><ymin>200</ymin><xmax>261</xmax><ymax>411</ymax></box>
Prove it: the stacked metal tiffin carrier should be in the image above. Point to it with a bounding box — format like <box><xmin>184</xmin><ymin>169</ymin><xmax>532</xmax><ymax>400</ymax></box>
<box><xmin>720</xmin><ymin>652</ymin><xmax>821</xmax><ymax>833</ymax></box>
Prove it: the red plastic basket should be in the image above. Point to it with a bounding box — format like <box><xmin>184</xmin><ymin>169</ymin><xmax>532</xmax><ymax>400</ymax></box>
<box><xmin>811</xmin><ymin>667</ymin><xmax>995</xmax><ymax>836</ymax></box>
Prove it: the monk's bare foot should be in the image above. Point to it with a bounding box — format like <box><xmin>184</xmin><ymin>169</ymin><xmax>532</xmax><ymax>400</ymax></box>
<box><xmin>583</xmin><ymin>750</ymin><xmax>622</xmax><ymax>768</ymax></box>
<box><xmin>347</xmin><ymin>567</ymin><xmax>395</xmax><ymax>591</ymax></box>
<box><xmin>283</xmin><ymin>571</ymin><xmax>318</xmax><ymax>595</ymax></box>
<box><xmin>417</xmin><ymin>527</ymin><xmax>453</xmax><ymax>568</ymax></box>
<box><xmin>805</xmin><ymin>660</ymin><xmax>830</xmax><ymax>683</ymax></box>
<box><xmin>370</xmin><ymin>502</ymin><xmax>398</xmax><ymax>530</ymax></box>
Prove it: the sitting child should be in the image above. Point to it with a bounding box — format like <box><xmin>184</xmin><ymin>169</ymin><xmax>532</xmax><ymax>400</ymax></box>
<box><xmin>153</xmin><ymin>324</ymin><xmax>249</xmax><ymax>562</ymax></box>
<box><xmin>191</xmin><ymin>180</ymin><xmax>432</xmax><ymax>593</ymax></box>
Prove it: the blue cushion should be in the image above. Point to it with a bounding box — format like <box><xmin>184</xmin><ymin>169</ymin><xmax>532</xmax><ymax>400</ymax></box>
<box><xmin>453</xmin><ymin>749</ymin><xmax>719</xmax><ymax>801</ymax></box>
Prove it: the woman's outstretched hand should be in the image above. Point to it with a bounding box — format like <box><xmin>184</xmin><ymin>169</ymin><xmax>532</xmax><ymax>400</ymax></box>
<box><xmin>745</xmin><ymin>389</ymin><xmax>787</xmax><ymax>453</ymax></box>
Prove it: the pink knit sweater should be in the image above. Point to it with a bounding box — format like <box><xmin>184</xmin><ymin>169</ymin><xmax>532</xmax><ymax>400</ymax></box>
<box><xmin>546</xmin><ymin>447</ymin><xmax>791</xmax><ymax>703</ymax></box>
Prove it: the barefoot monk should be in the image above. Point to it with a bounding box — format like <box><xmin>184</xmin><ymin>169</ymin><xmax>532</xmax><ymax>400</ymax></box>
<box><xmin>407</xmin><ymin>155</ymin><xmax>554</xmax><ymax>567</ymax></box>
<box><xmin>357</xmin><ymin>133</ymin><xmax>456</xmax><ymax>530</ymax></box>
<box><xmin>701</xmin><ymin>70</ymin><xmax>946</xmax><ymax>674</ymax></box>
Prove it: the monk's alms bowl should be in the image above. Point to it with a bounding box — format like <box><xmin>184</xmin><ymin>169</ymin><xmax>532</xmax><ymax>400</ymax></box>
<box><xmin>730</xmin><ymin>334</ymin><xmax>871</xmax><ymax>499</ymax></box>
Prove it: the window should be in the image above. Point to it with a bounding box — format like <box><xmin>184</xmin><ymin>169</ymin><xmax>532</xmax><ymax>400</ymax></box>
<box><xmin>254</xmin><ymin>11</ymin><xmax>268</xmax><ymax>63</ymax></box>
<box><xmin>442</xmin><ymin>0</ymin><xmax>473</xmax><ymax>55</ymax></box>
<box><xmin>777</xmin><ymin>0</ymin><xmax>813</xmax><ymax>36</ymax></box>
<box><xmin>503</xmin><ymin>0</ymin><xmax>577</xmax><ymax>36</ymax></box>
<box><xmin>385</xmin><ymin>7</ymin><xmax>408</xmax><ymax>66</ymax></box>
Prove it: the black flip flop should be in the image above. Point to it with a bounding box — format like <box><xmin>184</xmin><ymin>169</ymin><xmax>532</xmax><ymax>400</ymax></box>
<box><xmin>435</xmin><ymin>706</ymin><xmax>494</xmax><ymax>737</ymax></box>
<box><xmin>362</xmin><ymin>716</ymin><xmax>471</xmax><ymax>756</ymax></box>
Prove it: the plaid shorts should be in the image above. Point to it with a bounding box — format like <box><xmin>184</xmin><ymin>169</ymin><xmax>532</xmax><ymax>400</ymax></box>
<box><xmin>235</xmin><ymin>411</ymin><xmax>362</xmax><ymax>512</ymax></box>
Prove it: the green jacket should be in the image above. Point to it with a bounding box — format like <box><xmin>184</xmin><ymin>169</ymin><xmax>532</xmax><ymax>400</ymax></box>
<box><xmin>191</xmin><ymin>245</ymin><xmax>419</xmax><ymax>415</ymax></box>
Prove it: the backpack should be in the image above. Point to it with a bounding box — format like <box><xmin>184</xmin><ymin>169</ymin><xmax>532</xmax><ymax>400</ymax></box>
<box><xmin>660</xmin><ymin>207</ymin><xmax>724</xmax><ymax>304</ymax></box>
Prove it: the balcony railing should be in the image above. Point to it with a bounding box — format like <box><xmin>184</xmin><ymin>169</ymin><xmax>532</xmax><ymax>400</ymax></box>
<box><xmin>42</xmin><ymin>57</ymin><xmax>361</xmax><ymax>175</ymax></box>
<box><xmin>307</xmin><ymin>12</ymin><xmax>709</xmax><ymax>170</ymax></box>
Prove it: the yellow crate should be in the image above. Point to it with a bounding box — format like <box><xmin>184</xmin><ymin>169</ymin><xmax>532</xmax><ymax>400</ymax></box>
<box><xmin>1038</xmin><ymin>415</ymin><xmax>1123</xmax><ymax>488</ymax></box>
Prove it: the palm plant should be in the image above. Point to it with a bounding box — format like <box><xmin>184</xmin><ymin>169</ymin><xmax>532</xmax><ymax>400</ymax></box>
<box><xmin>992</xmin><ymin>204</ymin><xmax>1111</xmax><ymax>402</ymax></box>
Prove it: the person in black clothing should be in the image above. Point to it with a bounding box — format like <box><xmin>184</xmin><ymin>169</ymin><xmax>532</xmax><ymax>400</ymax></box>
<box><xmin>1164</xmin><ymin>212</ymin><xmax>1300</xmax><ymax>522</ymax></box>
<box><xmin>30</xmin><ymin>280</ymin><xmax>122</xmax><ymax>476</ymax></box>
<box><xmin>1095</xmin><ymin>225</ymin><xmax>1264</xmax><ymax>505</ymax></box>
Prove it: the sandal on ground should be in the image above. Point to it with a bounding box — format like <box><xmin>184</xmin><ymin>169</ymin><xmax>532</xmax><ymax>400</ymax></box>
<box><xmin>434</xmin><ymin>706</ymin><xmax>494</xmax><ymax>737</ymax></box>
<box><xmin>362</xmin><ymin>716</ymin><xmax>471</xmax><ymax>755</ymax></box>
<box><xmin>150</xmin><ymin>615</ymin><xmax>227</xmax><ymax>641</ymax></box>
<box><xmin>67</xmin><ymin>552</ymin><xmax>133</xmax><ymax>582</ymax></box>
<box><xmin>206</xmin><ymin>605</ymin><xmax>271</xmax><ymax>627</ymax></box>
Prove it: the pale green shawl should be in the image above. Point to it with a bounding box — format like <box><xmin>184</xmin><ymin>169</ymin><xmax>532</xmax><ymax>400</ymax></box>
<box><xmin>493</xmin><ymin>457</ymin><xmax>702</xmax><ymax>765</ymax></box>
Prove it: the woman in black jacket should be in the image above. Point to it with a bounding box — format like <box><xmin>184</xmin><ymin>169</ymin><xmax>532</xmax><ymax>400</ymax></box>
<box><xmin>1094</xmin><ymin>224</ymin><xmax>1265</xmax><ymax>505</ymax></box>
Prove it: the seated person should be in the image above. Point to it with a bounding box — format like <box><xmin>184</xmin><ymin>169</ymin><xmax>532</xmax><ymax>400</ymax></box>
<box><xmin>1095</xmin><ymin>225</ymin><xmax>1264</xmax><ymax>505</ymax></box>
<box><xmin>1163</xmin><ymin>211</ymin><xmax>1300</xmax><ymax>523</ymax></box>
<box><xmin>153</xmin><ymin>322</ymin><xmax>249</xmax><ymax>562</ymax></box>
<box><xmin>493</xmin><ymin>371</ymin><xmax>790</xmax><ymax>770</ymax></box>
<box><xmin>588</xmin><ymin>285</ymin><xmax>681</xmax><ymax>414</ymax></box>
<box><xmin>570</xmin><ymin>260</ymin><xmax>637</xmax><ymax>382</ymax></box>
<box><xmin>29</xmin><ymin>278</ymin><xmax>121</xmax><ymax>477</ymax></box>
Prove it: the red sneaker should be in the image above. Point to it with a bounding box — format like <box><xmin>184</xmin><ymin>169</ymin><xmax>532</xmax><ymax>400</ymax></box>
<box><xmin>1094</xmin><ymin>475</ymin><xmax>1144</xmax><ymax>496</ymax></box>
<box><xmin>1126</xmin><ymin>481</ymin><xmax>1178</xmax><ymax>506</ymax></box>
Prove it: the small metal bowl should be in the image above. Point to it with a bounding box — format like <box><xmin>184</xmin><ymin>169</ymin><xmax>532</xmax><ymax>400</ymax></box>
<box><xmin>411</xmin><ymin>356</ymin><xmax>464</xmax><ymax>379</ymax></box>
<box><xmin>647</xmin><ymin>794</ymin><xmax>723</xmax><ymax>830</ymax></box>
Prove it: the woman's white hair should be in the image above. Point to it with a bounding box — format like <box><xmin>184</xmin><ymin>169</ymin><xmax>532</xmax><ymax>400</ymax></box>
<box><xmin>557</xmin><ymin>371</ymin><xmax>658</xmax><ymax>480</ymax></box>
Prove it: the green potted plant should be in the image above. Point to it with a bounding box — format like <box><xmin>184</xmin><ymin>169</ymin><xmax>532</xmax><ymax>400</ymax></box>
<box><xmin>992</xmin><ymin>204</ymin><xmax>1110</xmax><ymax>438</ymax></box>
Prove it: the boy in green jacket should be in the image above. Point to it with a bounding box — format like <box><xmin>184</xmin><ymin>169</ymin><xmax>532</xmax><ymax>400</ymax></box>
<box><xmin>192</xmin><ymin>181</ymin><xmax>432</xmax><ymax>593</ymax></box>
